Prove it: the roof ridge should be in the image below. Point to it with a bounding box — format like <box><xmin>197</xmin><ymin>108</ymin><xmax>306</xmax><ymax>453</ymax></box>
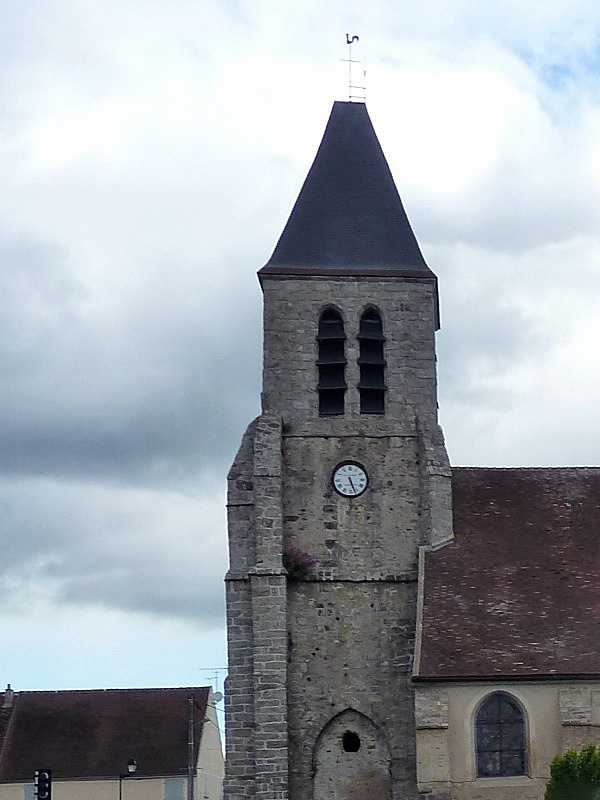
<box><xmin>20</xmin><ymin>685</ymin><xmax>210</xmax><ymax>694</ymax></box>
<box><xmin>452</xmin><ymin>465</ymin><xmax>600</xmax><ymax>470</ymax></box>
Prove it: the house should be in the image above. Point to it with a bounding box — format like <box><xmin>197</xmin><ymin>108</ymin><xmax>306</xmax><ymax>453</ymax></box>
<box><xmin>0</xmin><ymin>686</ymin><xmax>223</xmax><ymax>800</ymax></box>
<box><xmin>223</xmin><ymin>99</ymin><xmax>600</xmax><ymax>800</ymax></box>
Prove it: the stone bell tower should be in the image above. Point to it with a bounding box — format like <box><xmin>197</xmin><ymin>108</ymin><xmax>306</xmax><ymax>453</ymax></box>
<box><xmin>224</xmin><ymin>100</ymin><xmax>452</xmax><ymax>800</ymax></box>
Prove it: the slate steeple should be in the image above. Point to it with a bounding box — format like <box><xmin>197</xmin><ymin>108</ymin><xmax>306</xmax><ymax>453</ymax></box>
<box><xmin>260</xmin><ymin>100</ymin><xmax>433</xmax><ymax>278</ymax></box>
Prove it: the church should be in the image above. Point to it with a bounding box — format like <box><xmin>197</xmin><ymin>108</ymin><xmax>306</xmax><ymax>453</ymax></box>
<box><xmin>223</xmin><ymin>100</ymin><xmax>600</xmax><ymax>800</ymax></box>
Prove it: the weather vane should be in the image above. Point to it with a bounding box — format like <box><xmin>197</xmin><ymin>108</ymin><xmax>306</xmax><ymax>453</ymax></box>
<box><xmin>342</xmin><ymin>34</ymin><xmax>366</xmax><ymax>102</ymax></box>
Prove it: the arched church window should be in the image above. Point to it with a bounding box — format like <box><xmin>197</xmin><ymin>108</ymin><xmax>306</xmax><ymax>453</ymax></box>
<box><xmin>358</xmin><ymin>309</ymin><xmax>385</xmax><ymax>414</ymax></box>
<box><xmin>317</xmin><ymin>309</ymin><xmax>346</xmax><ymax>415</ymax></box>
<box><xmin>476</xmin><ymin>693</ymin><xmax>526</xmax><ymax>777</ymax></box>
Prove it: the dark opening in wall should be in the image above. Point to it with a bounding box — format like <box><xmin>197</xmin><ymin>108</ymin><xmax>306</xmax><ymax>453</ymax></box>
<box><xmin>317</xmin><ymin>309</ymin><xmax>346</xmax><ymax>415</ymax></box>
<box><xmin>358</xmin><ymin>309</ymin><xmax>385</xmax><ymax>414</ymax></box>
<box><xmin>342</xmin><ymin>731</ymin><xmax>361</xmax><ymax>752</ymax></box>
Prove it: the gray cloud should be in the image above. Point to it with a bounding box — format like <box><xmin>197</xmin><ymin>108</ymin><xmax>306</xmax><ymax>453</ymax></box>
<box><xmin>0</xmin><ymin>228</ymin><xmax>262</xmax><ymax>484</ymax></box>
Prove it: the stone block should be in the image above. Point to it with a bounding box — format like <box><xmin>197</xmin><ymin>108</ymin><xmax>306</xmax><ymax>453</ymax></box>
<box><xmin>414</xmin><ymin>688</ymin><xmax>449</xmax><ymax>729</ymax></box>
<box><xmin>558</xmin><ymin>685</ymin><xmax>592</xmax><ymax>725</ymax></box>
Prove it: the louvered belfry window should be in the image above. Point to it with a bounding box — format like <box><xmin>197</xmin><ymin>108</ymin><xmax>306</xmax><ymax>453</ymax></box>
<box><xmin>476</xmin><ymin>693</ymin><xmax>526</xmax><ymax>777</ymax></box>
<box><xmin>358</xmin><ymin>309</ymin><xmax>386</xmax><ymax>414</ymax></box>
<box><xmin>317</xmin><ymin>309</ymin><xmax>347</xmax><ymax>415</ymax></box>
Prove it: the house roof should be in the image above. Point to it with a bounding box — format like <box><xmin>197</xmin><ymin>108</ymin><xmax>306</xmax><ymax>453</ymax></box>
<box><xmin>417</xmin><ymin>467</ymin><xmax>600</xmax><ymax>680</ymax></box>
<box><xmin>260</xmin><ymin>101</ymin><xmax>434</xmax><ymax>280</ymax></box>
<box><xmin>0</xmin><ymin>686</ymin><xmax>210</xmax><ymax>782</ymax></box>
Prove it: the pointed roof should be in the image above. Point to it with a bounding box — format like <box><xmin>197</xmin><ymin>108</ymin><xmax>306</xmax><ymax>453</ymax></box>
<box><xmin>260</xmin><ymin>101</ymin><xmax>433</xmax><ymax>278</ymax></box>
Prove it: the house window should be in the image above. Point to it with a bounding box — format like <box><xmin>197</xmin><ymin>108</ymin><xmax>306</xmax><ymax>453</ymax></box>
<box><xmin>358</xmin><ymin>309</ymin><xmax>386</xmax><ymax>414</ymax></box>
<box><xmin>164</xmin><ymin>776</ymin><xmax>185</xmax><ymax>800</ymax></box>
<box><xmin>476</xmin><ymin>693</ymin><xmax>526</xmax><ymax>777</ymax></box>
<box><xmin>317</xmin><ymin>309</ymin><xmax>346</xmax><ymax>415</ymax></box>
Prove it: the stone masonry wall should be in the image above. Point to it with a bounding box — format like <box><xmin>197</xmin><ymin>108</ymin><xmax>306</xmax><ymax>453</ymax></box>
<box><xmin>261</xmin><ymin>276</ymin><xmax>441</xmax><ymax>433</ymax></box>
<box><xmin>224</xmin><ymin>420</ymin><xmax>257</xmax><ymax>800</ymax></box>
<box><xmin>558</xmin><ymin>684</ymin><xmax>600</xmax><ymax>750</ymax></box>
<box><xmin>262</xmin><ymin>275</ymin><xmax>453</xmax><ymax>554</ymax></box>
<box><xmin>283</xmin><ymin>435</ymin><xmax>422</xmax><ymax>578</ymax></box>
<box><xmin>251</xmin><ymin>415</ymin><xmax>289</xmax><ymax>798</ymax></box>
<box><xmin>225</xmin><ymin>273</ymin><xmax>452</xmax><ymax>800</ymax></box>
<box><xmin>287</xmin><ymin>581</ymin><xmax>418</xmax><ymax>800</ymax></box>
<box><xmin>265</xmin><ymin>275</ymin><xmax>449</xmax><ymax>799</ymax></box>
<box><xmin>223</xmin><ymin>579</ymin><xmax>255</xmax><ymax>800</ymax></box>
<box><xmin>282</xmin><ymin>425</ymin><xmax>424</xmax><ymax>800</ymax></box>
<box><xmin>225</xmin><ymin>414</ymin><xmax>289</xmax><ymax>800</ymax></box>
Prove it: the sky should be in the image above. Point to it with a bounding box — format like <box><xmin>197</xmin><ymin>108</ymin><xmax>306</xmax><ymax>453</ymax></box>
<box><xmin>3</xmin><ymin>0</ymin><xmax>600</xmax><ymax>697</ymax></box>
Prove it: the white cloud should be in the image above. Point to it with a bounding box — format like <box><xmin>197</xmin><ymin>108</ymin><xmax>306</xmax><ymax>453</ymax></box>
<box><xmin>2</xmin><ymin>0</ymin><xmax>600</xmax><ymax>691</ymax></box>
<box><xmin>437</xmin><ymin>235</ymin><xmax>600</xmax><ymax>465</ymax></box>
<box><xmin>2</xmin><ymin>599</ymin><xmax>226</xmax><ymax>690</ymax></box>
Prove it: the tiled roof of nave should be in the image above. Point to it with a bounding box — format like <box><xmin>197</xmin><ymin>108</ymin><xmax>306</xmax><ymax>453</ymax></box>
<box><xmin>418</xmin><ymin>467</ymin><xmax>600</xmax><ymax>680</ymax></box>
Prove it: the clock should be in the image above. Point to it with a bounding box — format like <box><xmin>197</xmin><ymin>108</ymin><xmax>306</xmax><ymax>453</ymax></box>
<box><xmin>332</xmin><ymin>461</ymin><xmax>368</xmax><ymax>497</ymax></box>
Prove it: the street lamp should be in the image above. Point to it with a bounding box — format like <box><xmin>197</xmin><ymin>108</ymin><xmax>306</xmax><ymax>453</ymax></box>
<box><xmin>118</xmin><ymin>758</ymin><xmax>137</xmax><ymax>800</ymax></box>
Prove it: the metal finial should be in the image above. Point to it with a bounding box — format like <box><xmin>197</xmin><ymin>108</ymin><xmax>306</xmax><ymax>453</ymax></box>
<box><xmin>342</xmin><ymin>34</ymin><xmax>366</xmax><ymax>102</ymax></box>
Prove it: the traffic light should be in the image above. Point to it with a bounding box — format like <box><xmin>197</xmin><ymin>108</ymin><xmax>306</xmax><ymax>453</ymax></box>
<box><xmin>34</xmin><ymin>769</ymin><xmax>52</xmax><ymax>800</ymax></box>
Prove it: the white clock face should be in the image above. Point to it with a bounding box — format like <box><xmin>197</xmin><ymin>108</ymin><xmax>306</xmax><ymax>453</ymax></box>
<box><xmin>332</xmin><ymin>461</ymin><xmax>368</xmax><ymax>497</ymax></box>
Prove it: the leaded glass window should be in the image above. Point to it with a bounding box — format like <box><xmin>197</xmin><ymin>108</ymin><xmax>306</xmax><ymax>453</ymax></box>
<box><xmin>476</xmin><ymin>693</ymin><xmax>526</xmax><ymax>777</ymax></box>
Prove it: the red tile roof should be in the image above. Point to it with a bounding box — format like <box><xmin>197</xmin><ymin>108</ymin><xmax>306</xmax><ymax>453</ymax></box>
<box><xmin>418</xmin><ymin>468</ymin><xmax>600</xmax><ymax>680</ymax></box>
<box><xmin>0</xmin><ymin>686</ymin><xmax>210</xmax><ymax>782</ymax></box>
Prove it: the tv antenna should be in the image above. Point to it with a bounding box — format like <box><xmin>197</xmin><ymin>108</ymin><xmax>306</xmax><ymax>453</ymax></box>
<box><xmin>342</xmin><ymin>34</ymin><xmax>366</xmax><ymax>102</ymax></box>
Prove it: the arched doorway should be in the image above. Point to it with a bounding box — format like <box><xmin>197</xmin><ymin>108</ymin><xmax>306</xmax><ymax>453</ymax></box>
<box><xmin>313</xmin><ymin>709</ymin><xmax>392</xmax><ymax>800</ymax></box>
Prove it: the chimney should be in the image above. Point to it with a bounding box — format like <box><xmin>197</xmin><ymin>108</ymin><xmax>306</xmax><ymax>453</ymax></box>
<box><xmin>3</xmin><ymin>684</ymin><xmax>14</xmax><ymax>709</ymax></box>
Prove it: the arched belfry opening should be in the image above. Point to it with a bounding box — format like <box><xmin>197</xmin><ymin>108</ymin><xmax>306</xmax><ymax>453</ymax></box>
<box><xmin>313</xmin><ymin>709</ymin><xmax>392</xmax><ymax>800</ymax></box>
<box><xmin>358</xmin><ymin>308</ymin><xmax>385</xmax><ymax>414</ymax></box>
<box><xmin>317</xmin><ymin>308</ymin><xmax>347</xmax><ymax>415</ymax></box>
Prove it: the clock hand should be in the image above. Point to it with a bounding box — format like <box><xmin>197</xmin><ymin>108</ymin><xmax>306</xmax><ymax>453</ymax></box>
<box><xmin>348</xmin><ymin>477</ymin><xmax>356</xmax><ymax>492</ymax></box>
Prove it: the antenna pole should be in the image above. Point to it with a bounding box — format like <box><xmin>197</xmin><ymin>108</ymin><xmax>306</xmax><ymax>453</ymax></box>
<box><xmin>188</xmin><ymin>694</ymin><xmax>195</xmax><ymax>800</ymax></box>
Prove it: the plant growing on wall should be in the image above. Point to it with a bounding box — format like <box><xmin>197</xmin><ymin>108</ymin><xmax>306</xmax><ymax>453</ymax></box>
<box><xmin>545</xmin><ymin>743</ymin><xmax>600</xmax><ymax>800</ymax></box>
<box><xmin>282</xmin><ymin>545</ymin><xmax>314</xmax><ymax>580</ymax></box>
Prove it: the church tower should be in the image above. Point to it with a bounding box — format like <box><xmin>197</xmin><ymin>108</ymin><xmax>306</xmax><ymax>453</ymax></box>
<box><xmin>225</xmin><ymin>101</ymin><xmax>452</xmax><ymax>800</ymax></box>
